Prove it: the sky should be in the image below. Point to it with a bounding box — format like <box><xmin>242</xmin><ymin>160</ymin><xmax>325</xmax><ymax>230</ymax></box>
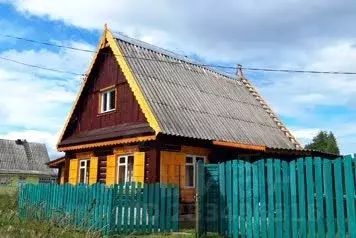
<box><xmin>0</xmin><ymin>0</ymin><xmax>356</xmax><ymax>158</ymax></box>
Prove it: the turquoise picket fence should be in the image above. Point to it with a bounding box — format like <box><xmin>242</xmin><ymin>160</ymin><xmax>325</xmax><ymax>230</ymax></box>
<box><xmin>18</xmin><ymin>182</ymin><xmax>179</xmax><ymax>235</ymax></box>
<box><xmin>196</xmin><ymin>155</ymin><xmax>356</xmax><ymax>237</ymax></box>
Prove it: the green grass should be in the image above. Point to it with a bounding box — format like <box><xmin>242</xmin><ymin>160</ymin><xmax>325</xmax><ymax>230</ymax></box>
<box><xmin>0</xmin><ymin>193</ymin><xmax>210</xmax><ymax>238</ymax></box>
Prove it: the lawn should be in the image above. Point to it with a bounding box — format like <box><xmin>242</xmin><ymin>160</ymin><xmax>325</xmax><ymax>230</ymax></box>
<box><xmin>0</xmin><ymin>192</ymin><xmax>210</xmax><ymax>238</ymax></box>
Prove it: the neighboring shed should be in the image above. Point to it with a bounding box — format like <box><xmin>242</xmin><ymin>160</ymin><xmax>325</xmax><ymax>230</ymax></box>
<box><xmin>0</xmin><ymin>139</ymin><xmax>55</xmax><ymax>193</ymax></box>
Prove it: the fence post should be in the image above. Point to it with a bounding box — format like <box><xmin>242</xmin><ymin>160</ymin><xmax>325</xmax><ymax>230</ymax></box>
<box><xmin>196</xmin><ymin>160</ymin><xmax>205</xmax><ymax>237</ymax></box>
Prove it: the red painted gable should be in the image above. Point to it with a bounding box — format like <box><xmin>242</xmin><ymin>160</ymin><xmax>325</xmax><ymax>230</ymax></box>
<box><xmin>60</xmin><ymin>47</ymin><xmax>152</xmax><ymax>145</ymax></box>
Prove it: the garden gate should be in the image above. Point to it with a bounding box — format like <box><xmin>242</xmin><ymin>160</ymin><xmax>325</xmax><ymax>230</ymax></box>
<box><xmin>196</xmin><ymin>156</ymin><xmax>356</xmax><ymax>237</ymax></box>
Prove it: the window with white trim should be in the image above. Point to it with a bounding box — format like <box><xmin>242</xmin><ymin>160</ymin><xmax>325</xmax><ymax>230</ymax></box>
<box><xmin>117</xmin><ymin>155</ymin><xmax>134</xmax><ymax>183</ymax></box>
<box><xmin>185</xmin><ymin>155</ymin><xmax>205</xmax><ymax>188</ymax></box>
<box><xmin>79</xmin><ymin>159</ymin><xmax>90</xmax><ymax>184</ymax></box>
<box><xmin>100</xmin><ymin>88</ymin><xmax>116</xmax><ymax>113</ymax></box>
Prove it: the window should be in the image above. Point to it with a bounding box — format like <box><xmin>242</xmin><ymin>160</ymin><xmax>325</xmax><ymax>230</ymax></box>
<box><xmin>100</xmin><ymin>88</ymin><xmax>116</xmax><ymax>113</ymax></box>
<box><xmin>117</xmin><ymin>155</ymin><xmax>134</xmax><ymax>183</ymax></box>
<box><xmin>79</xmin><ymin>159</ymin><xmax>90</xmax><ymax>184</ymax></box>
<box><xmin>185</xmin><ymin>155</ymin><xmax>205</xmax><ymax>188</ymax></box>
<box><xmin>0</xmin><ymin>176</ymin><xmax>9</xmax><ymax>186</ymax></box>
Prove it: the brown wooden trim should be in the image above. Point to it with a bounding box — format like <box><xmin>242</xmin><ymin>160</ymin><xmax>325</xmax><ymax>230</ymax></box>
<box><xmin>75</xmin><ymin>152</ymin><xmax>94</xmax><ymax>159</ymax></box>
<box><xmin>58</xmin><ymin>135</ymin><xmax>156</xmax><ymax>151</ymax></box>
<box><xmin>47</xmin><ymin>157</ymin><xmax>65</xmax><ymax>168</ymax></box>
<box><xmin>99</xmin><ymin>84</ymin><xmax>116</xmax><ymax>92</ymax></box>
<box><xmin>212</xmin><ymin>140</ymin><xmax>266</xmax><ymax>151</ymax></box>
<box><xmin>181</xmin><ymin>145</ymin><xmax>211</xmax><ymax>156</ymax></box>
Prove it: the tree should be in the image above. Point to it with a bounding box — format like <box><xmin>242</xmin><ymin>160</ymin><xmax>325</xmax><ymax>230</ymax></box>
<box><xmin>304</xmin><ymin>131</ymin><xmax>340</xmax><ymax>155</ymax></box>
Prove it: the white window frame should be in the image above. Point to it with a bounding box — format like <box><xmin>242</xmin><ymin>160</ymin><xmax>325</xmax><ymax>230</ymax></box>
<box><xmin>79</xmin><ymin>159</ymin><xmax>90</xmax><ymax>184</ymax></box>
<box><xmin>185</xmin><ymin>155</ymin><xmax>205</xmax><ymax>188</ymax></box>
<box><xmin>100</xmin><ymin>88</ymin><xmax>116</xmax><ymax>113</ymax></box>
<box><xmin>116</xmin><ymin>155</ymin><xmax>134</xmax><ymax>184</ymax></box>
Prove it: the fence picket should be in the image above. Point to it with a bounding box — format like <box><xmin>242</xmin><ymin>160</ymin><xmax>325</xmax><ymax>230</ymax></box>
<box><xmin>274</xmin><ymin>159</ymin><xmax>283</xmax><ymax>238</ymax></box>
<box><xmin>160</xmin><ymin>183</ymin><xmax>166</xmax><ymax>232</ymax></box>
<box><xmin>148</xmin><ymin>183</ymin><xmax>155</xmax><ymax>232</ymax></box>
<box><xmin>172</xmin><ymin>186</ymin><xmax>179</xmax><ymax>232</ymax></box>
<box><xmin>305</xmin><ymin>157</ymin><xmax>316</xmax><ymax>238</ymax></box>
<box><xmin>323</xmin><ymin>159</ymin><xmax>335</xmax><ymax>238</ymax></box>
<box><xmin>232</xmin><ymin>160</ymin><xmax>239</xmax><ymax>238</ymax></box>
<box><xmin>252</xmin><ymin>161</ymin><xmax>259</xmax><ymax>238</ymax></box>
<box><xmin>267</xmin><ymin>159</ymin><xmax>275</xmax><ymax>238</ymax></box>
<box><xmin>219</xmin><ymin>162</ymin><xmax>226</xmax><ymax>235</ymax></box>
<box><xmin>282</xmin><ymin>160</ymin><xmax>291</xmax><ymax>237</ymax></box>
<box><xmin>334</xmin><ymin>159</ymin><xmax>346</xmax><ymax>238</ymax></box>
<box><xmin>258</xmin><ymin>160</ymin><xmax>267</xmax><ymax>238</ymax></box>
<box><xmin>154</xmin><ymin>183</ymin><xmax>160</xmax><ymax>232</ymax></box>
<box><xmin>314</xmin><ymin>158</ymin><xmax>325</xmax><ymax>238</ymax></box>
<box><xmin>166</xmin><ymin>184</ymin><xmax>172</xmax><ymax>231</ymax></box>
<box><xmin>297</xmin><ymin>158</ymin><xmax>307</xmax><ymax>238</ymax></box>
<box><xmin>238</xmin><ymin>160</ymin><xmax>245</xmax><ymax>236</ymax></box>
<box><xmin>136</xmin><ymin>183</ymin><xmax>142</xmax><ymax>230</ymax></box>
<box><xmin>142</xmin><ymin>184</ymin><xmax>148</xmax><ymax>232</ymax></box>
<box><xmin>343</xmin><ymin>155</ymin><xmax>356</xmax><ymax>237</ymax></box>
<box><xmin>245</xmin><ymin>162</ymin><xmax>252</xmax><ymax>238</ymax></box>
<box><xmin>225</xmin><ymin>161</ymin><xmax>233</xmax><ymax>237</ymax></box>
<box><xmin>130</xmin><ymin>182</ymin><xmax>136</xmax><ymax>231</ymax></box>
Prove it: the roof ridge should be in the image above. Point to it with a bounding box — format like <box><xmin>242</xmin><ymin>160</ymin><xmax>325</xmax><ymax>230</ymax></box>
<box><xmin>239</xmin><ymin>77</ymin><xmax>302</xmax><ymax>149</ymax></box>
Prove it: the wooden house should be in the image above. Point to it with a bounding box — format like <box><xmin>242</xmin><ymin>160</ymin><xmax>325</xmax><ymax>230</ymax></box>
<box><xmin>49</xmin><ymin>26</ymin><xmax>324</xmax><ymax>203</ymax></box>
<box><xmin>0</xmin><ymin>139</ymin><xmax>55</xmax><ymax>194</ymax></box>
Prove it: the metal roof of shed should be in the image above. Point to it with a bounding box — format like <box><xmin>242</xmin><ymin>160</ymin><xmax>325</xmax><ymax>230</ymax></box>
<box><xmin>0</xmin><ymin>139</ymin><xmax>55</xmax><ymax>176</ymax></box>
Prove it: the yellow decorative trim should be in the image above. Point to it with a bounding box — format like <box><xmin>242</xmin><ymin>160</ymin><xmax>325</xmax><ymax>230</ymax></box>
<box><xmin>58</xmin><ymin>135</ymin><xmax>156</xmax><ymax>152</ymax></box>
<box><xmin>57</xmin><ymin>26</ymin><xmax>108</xmax><ymax>147</ymax></box>
<box><xmin>181</xmin><ymin>145</ymin><xmax>211</xmax><ymax>156</ymax></box>
<box><xmin>213</xmin><ymin>140</ymin><xmax>266</xmax><ymax>151</ymax></box>
<box><xmin>105</xmin><ymin>28</ymin><xmax>161</xmax><ymax>135</ymax></box>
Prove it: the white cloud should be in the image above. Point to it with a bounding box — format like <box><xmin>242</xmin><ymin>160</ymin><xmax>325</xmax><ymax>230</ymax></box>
<box><xmin>260</xmin><ymin>41</ymin><xmax>356</xmax><ymax>117</ymax></box>
<box><xmin>6</xmin><ymin>0</ymin><xmax>356</xmax><ymax>63</ymax></box>
<box><xmin>0</xmin><ymin>41</ymin><xmax>94</xmax><ymax>158</ymax></box>
<box><xmin>2</xmin><ymin>0</ymin><xmax>356</xmax><ymax>156</ymax></box>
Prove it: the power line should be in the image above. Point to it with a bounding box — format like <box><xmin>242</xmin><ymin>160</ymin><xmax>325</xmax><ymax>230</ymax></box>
<box><xmin>2</xmin><ymin>32</ymin><xmax>356</xmax><ymax>75</ymax></box>
<box><xmin>0</xmin><ymin>56</ymin><xmax>85</xmax><ymax>76</ymax></box>
<box><xmin>242</xmin><ymin>67</ymin><xmax>356</xmax><ymax>75</ymax></box>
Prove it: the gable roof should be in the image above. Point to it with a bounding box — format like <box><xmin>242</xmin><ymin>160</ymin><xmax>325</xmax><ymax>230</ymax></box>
<box><xmin>58</xmin><ymin>27</ymin><xmax>301</xmax><ymax>150</ymax></box>
<box><xmin>0</xmin><ymin>139</ymin><xmax>54</xmax><ymax>176</ymax></box>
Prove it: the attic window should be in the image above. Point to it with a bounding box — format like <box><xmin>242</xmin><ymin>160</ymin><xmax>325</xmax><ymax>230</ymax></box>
<box><xmin>100</xmin><ymin>88</ymin><xmax>116</xmax><ymax>113</ymax></box>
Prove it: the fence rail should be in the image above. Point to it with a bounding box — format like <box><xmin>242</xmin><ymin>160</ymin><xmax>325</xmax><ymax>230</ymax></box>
<box><xmin>197</xmin><ymin>156</ymin><xmax>356</xmax><ymax>237</ymax></box>
<box><xmin>18</xmin><ymin>182</ymin><xmax>179</xmax><ymax>235</ymax></box>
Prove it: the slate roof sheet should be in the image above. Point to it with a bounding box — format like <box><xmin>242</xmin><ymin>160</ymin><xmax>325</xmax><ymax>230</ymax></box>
<box><xmin>0</xmin><ymin>139</ymin><xmax>55</xmax><ymax>175</ymax></box>
<box><xmin>114</xmin><ymin>35</ymin><xmax>296</xmax><ymax>149</ymax></box>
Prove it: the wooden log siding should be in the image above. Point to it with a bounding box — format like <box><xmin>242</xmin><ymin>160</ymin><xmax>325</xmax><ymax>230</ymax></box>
<box><xmin>98</xmin><ymin>156</ymin><xmax>107</xmax><ymax>183</ymax></box>
<box><xmin>62</xmin><ymin>48</ymin><xmax>147</xmax><ymax>140</ymax></box>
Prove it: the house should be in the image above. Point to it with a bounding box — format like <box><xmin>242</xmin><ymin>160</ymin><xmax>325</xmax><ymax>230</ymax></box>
<box><xmin>0</xmin><ymin>139</ymin><xmax>55</xmax><ymax>193</ymax></box>
<box><xmin>48</xmin><ymin>26</ymin><xmax>329</xmax><ymax>203</ymax></box>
